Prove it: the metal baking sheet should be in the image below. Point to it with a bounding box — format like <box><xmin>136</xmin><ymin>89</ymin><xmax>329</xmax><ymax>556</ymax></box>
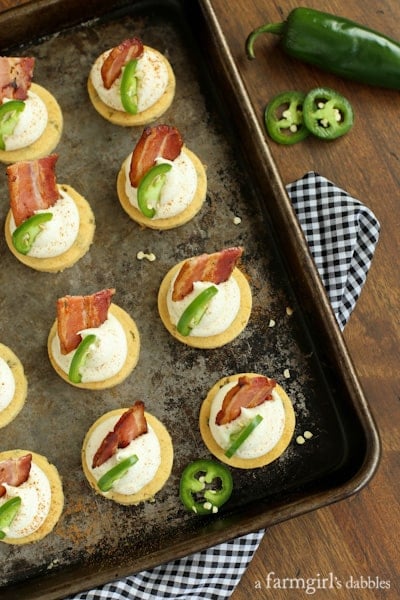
<box><xmin>0</xmin><ymin>1</ymin><xmax>380</xmax><ymax>598</ymax></box>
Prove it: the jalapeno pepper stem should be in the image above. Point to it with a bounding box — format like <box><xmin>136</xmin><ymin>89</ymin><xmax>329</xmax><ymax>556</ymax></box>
<box><xmin>246</xmin><ymin>22</ymin><xmax>285</xmax><ymax>59</ymax></box>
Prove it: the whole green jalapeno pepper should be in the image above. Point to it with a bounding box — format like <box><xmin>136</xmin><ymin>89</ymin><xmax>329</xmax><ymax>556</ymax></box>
<box><xmin>246</xmin><ymin>7</ymin><xmax>400</xmax><ymax>89</ymax></box>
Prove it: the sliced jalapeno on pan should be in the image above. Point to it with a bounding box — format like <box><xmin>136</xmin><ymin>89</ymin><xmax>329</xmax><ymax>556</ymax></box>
<box><xmin>120</xmin><ymin>59</ymin><xmax>139</xmax><ymax>114</ymax></box>
<box><xmin>12</xmin><ymin>212</ymin><xmax>53</xmax><ymax>255</ymax></box>
<box><xmin>97</xmin><ymin>454</ymin><xmax>139</xmax><ymax>492</ymax></box>
<box><xmin>0</xmin><ymin>100</ymin><xmax>25</xmax><ymax>150</ymax></box>
<box><xmin>179</xmin><ymin>459</ymin><xmax>233</xmax><ymax>515</ymax></box>
<box><xmin>137</xmin><ymin>162</ymin><xmax>172</xmax><ymax>218</ymax></box>
<box><xmin>302</xmin><ymin>87</ymin><xmax>354</xmax><ymax>140</ymax></box>
<box><xmin>177</xmin><ymin>286</ymin><xmax>218</xmax><ymax>336</ymax></box>
<box><xmin>264</xmin><ymin>91</ymin><xmax>309</xmax><ymax>145</ymax></box>
<box><xmin>0</xmin><ymin>496</ymin><xmax>22</xmax><ymax>539</ymax></box>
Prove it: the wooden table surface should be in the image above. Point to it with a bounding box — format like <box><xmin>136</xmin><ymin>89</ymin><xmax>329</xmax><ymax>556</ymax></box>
<box><xmin>1</xmin><ymin>1</ymin><xmax>399</xmax><ymax>599</ymax></box>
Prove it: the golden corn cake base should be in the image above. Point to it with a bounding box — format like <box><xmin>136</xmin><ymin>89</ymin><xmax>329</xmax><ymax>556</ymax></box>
<box><xmin>117</xmin><ymin>147</ymin><xmax>207</xmax><ymax>230</ymax></box>
<box><xmin>158</xmin><ymin>263</ymin><xmax>252</xmax><ymax>349</ymax></box>
<box><xmin>47</xmin><ymin>304</ymin><xmax>140</xmax><ymax>390</ymax></box>
<box><xmin>199</xmin><ymin>373</ymin><xmax>296</xmax><ymax>469</ymax></box>
<box><xmin>82</xmin><ymin>409</ymin><xmax>174</xmax><ymax>505</ymax></box>
<box><xmin>87</xmin><ymin>46</ymin><xmax>175</xmax><ymax>127</ymax></box>
<box><xmin>0</xmin><ymin>449</ymin><xmax>64</xmax><ymax>545</ymax></box>
<box><xmin>0</xmin><ymin>344</ymin><xmax>27</xmax><ymax>429</ymax></box>
<box><xmin>5</xmin><ymin>184</ymin><xmax>95</xmax><ymax>273</ymax></box>
<box><xmin>0</xmin><ymin>83</ymin><xmax>63</xmax><ymax>164</ymax></box>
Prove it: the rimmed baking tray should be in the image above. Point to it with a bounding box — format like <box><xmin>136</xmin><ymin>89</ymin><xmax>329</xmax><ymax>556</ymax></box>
<box><xmin>0</xmin><ymin>1</ymin><xmax>380</xmax><ymax>598</ymax></box>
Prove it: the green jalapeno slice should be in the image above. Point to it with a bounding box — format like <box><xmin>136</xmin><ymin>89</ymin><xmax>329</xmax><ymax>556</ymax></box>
<box><xmin>179</xmin><ymin>459</ymin><xmax>233</xmax><ymax>515</ymax></box>
<box><xmin>225</xmin><ymin>415</ymin><xmax>264</xmax><ymax>458</ymax></box>
<box><xmin>97</xmin><ymin>454</ymin><xmax>139</xmax><ymax>492</ymax></box>
<box><xmin>177</xmin><ymin>285</ymin><xmax>218</xmax><ymax>336</ymax></box>
<box><xmin>0</xmin><ymin>100</ymin><xmax>25</xmax><ymax>150</ymax></box>
<box><xmin>120</xmin><ymin>59</ymin><xmax>139</xmax><ymax>114</ymax></box>
<box><xmin>68</xmin><ymin>334</ymin><xmax>97</xmax><ymax>383</ymax></box>
<box><xmin>12</xmin><ymin>212</ymin><xmax>53</xmax><ymax>255</ymax></box>
<box><xmin>264</xmin><ymin>91</ymin><xmax>309</xmax><ymax>145</ymax></box>
<box><xmin>137</xmin><ymin>162</ymin><xmax>172</xmax><ymax>218</ymax></box>
<box><xmin>302</xmin><ymin>87</ymin><xmax>354</xmax><ymax>140</ymax></box>
<box><xmin>0</xmin><ymin>496</ymin><xmax>22</xmax><ymax>540</ymax></box>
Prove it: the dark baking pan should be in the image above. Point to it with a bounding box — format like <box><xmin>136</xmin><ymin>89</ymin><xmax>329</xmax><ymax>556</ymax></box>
<box><xmin>0</xmin><ymin>0</ymin><xmax>380</xmax><ymax>598</ymax></box>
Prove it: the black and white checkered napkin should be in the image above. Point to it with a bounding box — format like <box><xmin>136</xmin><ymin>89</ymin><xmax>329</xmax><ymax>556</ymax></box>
<box><xmin>65</xmin><ymin>172</ymin><xmax>380</xmax><ymax>600</ymax></box>
<box><xmin>287</xmin><ymin>171</ymin><xmax>380</xmax><ymax>329</ymax></box>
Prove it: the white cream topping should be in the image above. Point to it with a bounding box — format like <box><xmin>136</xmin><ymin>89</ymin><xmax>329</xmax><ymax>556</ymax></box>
<box><xmin>167</xmin><ymin>275</ymin><xmax>241</xmax><ymax>337</ymax></box>
<box><xmin>0</xmin><ymin>357</ymin><xmax>15</xmax><ymax>412</ymax></box>
<box><xmin>51</xmin><ymin>314</ymin><xmax>128</xmax><ymax>382</ymax></box>
<box><xmin>85</xmin><ymin>414</ymin><xmax>161</xmax><ymax>495</ymax></box>
<box><xmin>2</xmin><ymin>91</ymin><xmax>48</xmax><ymax>151</ymax></box>
<box><xmin>0</xmin><ymin>462</ymin><xmax>51</xmax><ymax>539</ymax></box>
<box><xmin>90</xmin><ymin>47</ymin><xmax>169</xmax><ymax>112</ymax></box>
<box><xmin>9</xmin><ymin>187</ymin><xmax>80</xmax><ymax>258</ymax></box>
<box><xmin>124</xmin><ymin>153</ymin><xmax>197</xmax><ymax>218</ymax></box>
<box><xmin>209</xmin><ymin>381</ymin><xmax>286</xmax><ymax>459</ymax></box>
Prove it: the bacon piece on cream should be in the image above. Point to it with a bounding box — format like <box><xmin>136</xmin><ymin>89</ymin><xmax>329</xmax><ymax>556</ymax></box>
<box><xmin>0</xmin><ymin>56</ymin><xmax>35</xmax><ymax>101</ymax></box>
<box><xmin>100</xmin><ymin>37</ymin><xmax>144</xmax><ymax>90</ymax></box>
<box><xmin>172</xmin><ymin>247</ymin><xmax>243</xmax><ymax>302</ymax></box>
<box><xmin>92</xmin><ymin>401</ymin><xmax>148</xmax><ymax>468</ymax></box>
<box><xmin>129</xmin><ymin>124</ymin><xmax>183</xmax><ymax>188</ymax></box>
<box><xmin>0</xmin><ymin>453</ymin><xmax>32</xmax><ymax>497</ymax></box>
<box><xmin>7</xmin><ymin>154</ymin><xmax>60</xmax><ymax>227</ymax></box>
<box><xmin>215</xmin><ymin>375</ymin><xmax>276</xmax><ymax>426</ymax></box>
<box><xmin>56</xmin><ymin>288</ymin><xmax>115</xmax><ymax>355</ymax></box>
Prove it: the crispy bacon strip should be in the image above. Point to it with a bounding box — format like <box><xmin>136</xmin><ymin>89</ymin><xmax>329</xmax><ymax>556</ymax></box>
<box><xmin>56</xmin><ymin>288</ymin><xmax>115</xmax><ymax>355</ymax></box>
<box><xmin>100</xmin><ymin>37</ymin><xmax>144</xmax><ymax>89</ymax></box>
<box><xmin>0</xmin><ymin>56</ymin><xmax>35</xmax><ymax>101</ymax></box>
<box><xmin>7</xmin><ymin>154</ymin><xmax>60</xmax><ymax>227</ymax></box>
<box><xmin>129</xmin><ymin>125</ymin><xmax>183</xmax><ymax>188</ymax></box>
<box><xmin>172</xmin><ymin>247</ymin><xmax>243</xmax><ymax>302</ymax></box>
<box><xmin>215</xmin><ymin>375</ymin><xmax>276</xmax><ymax>425</ymax></box>
<box><xmin>92</xmin><ymin>401</ymin><xmax>148</xmax><ymax>468</ymax></box>
<box><xmin>0</xmin><ymin>453</ymin><xmax>32</xmax><ymax>498</ymax></box>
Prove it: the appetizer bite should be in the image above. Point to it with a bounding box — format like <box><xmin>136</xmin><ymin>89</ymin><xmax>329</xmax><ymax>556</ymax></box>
<box><xmin>82</xmin><ymin>401</ymin><xmax>173</xmax><ymax>505</ymax></box>
<box><xmin>88</xmin><ymin>37</ymin><xmax>175</xmax><ymax>126</ymax></box>
<box><xmin>0</xmin><ymin>449</ymin><xmax>64</xmax><ymax>544</ymax></box>
<box><xmin>117</xmin><ymin>124</ymin><xmax>207</xmax><ymax>229</ymax></box>
<box><xmin>0</xmin><ymin>343</ymin><xmax>27</xmax><ymax>429</ymax></box>
<box><xmin>4</xmin><ymin>154</ymin><xmax>95</xmax><ymax>272</ymax></box>
<box><xmin>158</xmin><ymin>247</ymin><xmax>252</xmax><ymax>348</ymax></box>
<box><xmin>47</xmin><ymin>288</ymin><xmax>140</xmax><ymax>389</ymax></box>
<box><xmin>0</xmin><ymin>56</ymin><xmax>63</xmax><ymax>164</ymax></box>
<box><xmin>199</xmin><ymin>373</ymin><xmax>296</xmax><ymax>469</ymax></box>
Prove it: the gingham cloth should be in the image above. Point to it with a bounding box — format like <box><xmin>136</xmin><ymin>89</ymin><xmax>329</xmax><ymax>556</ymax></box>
<box><xmin>66</xmin><ymin>172</ymin><xmax>380</xmax><ymax>600</ymax></box>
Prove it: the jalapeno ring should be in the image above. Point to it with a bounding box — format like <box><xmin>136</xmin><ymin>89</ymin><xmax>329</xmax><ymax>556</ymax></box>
<box><xmin>264</xmin><ymin>91</ymin><xmax>309</xmax><ymax>145</ymax></box>
<box><xmin>302</xmin><ymin>87</ymin><xmax>354</xmax><ymax>140</ymax></box>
